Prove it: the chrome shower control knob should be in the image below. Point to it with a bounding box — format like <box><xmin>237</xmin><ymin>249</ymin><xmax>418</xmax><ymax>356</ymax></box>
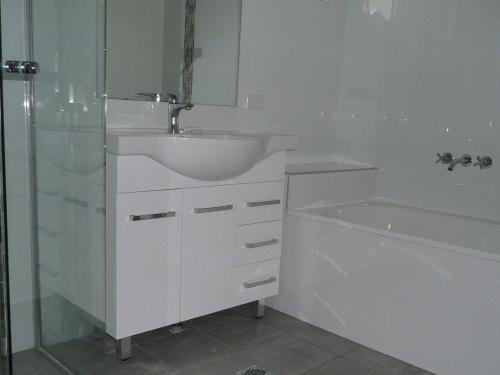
<box><xmin>473</xmin><ymin>156</ymin><xmax>493</xmax><ymax>170</ymax></box>
<box><xmin>436</xmin><ymin>152</ymin><xmax>453</xmax><ymax>164</ymax></box>
<box><xmin>462</xmin><ymin>154</ymin><xmax>472</xmax><ymax>167</ymax></box>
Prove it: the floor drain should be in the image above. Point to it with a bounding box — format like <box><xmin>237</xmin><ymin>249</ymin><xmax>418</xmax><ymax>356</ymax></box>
<box><xmin>237</xmin><ymin>366</ymin><xmax>273</xmax><ymax>375</ymax></box>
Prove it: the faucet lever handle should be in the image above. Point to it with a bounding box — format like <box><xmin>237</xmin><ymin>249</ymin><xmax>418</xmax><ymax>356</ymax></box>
<box><xmin>137</xmin><ymin>92</ymin><xmax>178</xmax><ymax>103</ymax></box>
<box><xmin>473</xmin><ymin>156</ymin><xmax>493</xmax><ymax>170</ymax></box>
<box><xmin>436</xmin><ymin>152</ymin><xmax>453</xmax><ymax>164</ymax></box>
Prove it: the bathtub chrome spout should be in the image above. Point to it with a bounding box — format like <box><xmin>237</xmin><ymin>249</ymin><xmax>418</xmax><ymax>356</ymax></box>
<box><xmin>448</xmin><ymin>154</ymin><xmax>472</xmax><ymax>171</ymax></box>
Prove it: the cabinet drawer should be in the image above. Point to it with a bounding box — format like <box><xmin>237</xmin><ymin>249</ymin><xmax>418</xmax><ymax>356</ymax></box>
<box><xmin>234</xmin><ymin>259</ymin><xmax>280</xmax><ymax>305</ymax></box>
<box><xmin>236</xmin><ymin>221</ymin><xmax>282</xmax><ymax>266</ymax></box>
<box><xmin>238</xmin><ymin>182</ymin><xmax>284</xmax><ymax>224</ymax></box>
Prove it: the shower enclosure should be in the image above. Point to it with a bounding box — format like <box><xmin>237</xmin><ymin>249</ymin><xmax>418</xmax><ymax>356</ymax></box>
<box><xmin>0</xmin><ymin>0</ymin><xmax>107</xmax><ymax>373</ymax></box>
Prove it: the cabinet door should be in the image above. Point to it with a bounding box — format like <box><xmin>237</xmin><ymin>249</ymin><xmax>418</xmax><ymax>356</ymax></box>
<box><xmin>181</xmin><ymin>185</ymin><xmax>238</xmax><ymax>321</ymax></box>
<box><xmin>108</xmin><ymin>190</ymin><xmax>182</xmax><ymax>339</ymax></box>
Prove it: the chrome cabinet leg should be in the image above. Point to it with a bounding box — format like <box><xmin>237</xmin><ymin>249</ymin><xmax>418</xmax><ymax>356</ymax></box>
<box><xmin>255</xmin><ymin>299</ymin><xmax>266</xmax><ymax>319</ymax></box>
<box><xmin>115</xmin><ymin>337</ymin><xmax>131</xmax><ymax>361</ymax></box>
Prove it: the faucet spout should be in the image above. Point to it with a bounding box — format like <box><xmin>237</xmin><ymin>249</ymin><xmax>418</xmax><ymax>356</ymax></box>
<box><xmin>448</xmin><ymin>154</ymin><xmax>472</xmax><ymax>171</ymax></box>
<box><xmin>168</xmin><ymin>103</ymin><xmax>193</xmax><ymax>134</ymax></box>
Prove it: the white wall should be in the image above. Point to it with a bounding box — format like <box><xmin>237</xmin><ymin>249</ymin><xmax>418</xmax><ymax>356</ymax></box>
<box><xmin>109</xmin><ymin>0</ymin><xmax>347</xmax><ymax>159</ymax></box>
<box><xmin>334</xmin><ymin>0</ymin><xmax>500</xmax><ymax>221</ymax></box>
<box><xmin>108</xmin><ymin>0</ymin><xmax>500</xmax><ymax>224</ymax></box>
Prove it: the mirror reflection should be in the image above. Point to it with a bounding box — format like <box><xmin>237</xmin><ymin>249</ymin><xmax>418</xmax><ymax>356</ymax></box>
<box><xmin>106</xmin><ymin>0</ymin><xmax>242</xmax><ymax>106</ymax></box>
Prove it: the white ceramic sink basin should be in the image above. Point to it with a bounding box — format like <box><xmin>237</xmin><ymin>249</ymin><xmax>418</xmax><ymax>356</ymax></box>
<box><xmin>106</xmin><ymin>129</ymin><xmax>298</xmax><ymax>181</ymax></box>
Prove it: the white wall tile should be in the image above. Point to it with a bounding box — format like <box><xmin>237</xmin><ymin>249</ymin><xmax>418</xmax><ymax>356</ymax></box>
<box><xmin>274</xmin><ymin>213</ymin><xmax>500</xmax><ymax>374</ymax></box>
<box><xmin>287</xmin><ymin>170</ymin><xmax>377</xmax><ymax>210</ymax></box>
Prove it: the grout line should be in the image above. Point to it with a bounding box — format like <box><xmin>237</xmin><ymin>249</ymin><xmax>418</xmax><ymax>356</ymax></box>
<box><xmin>131</xmin><ymin>343</ymin><xmax>176</xmax><ymax>374</ymax></box>
<box><xmin>336</xmin><ymin>354</ymin><xmax>381</xmax><ymax>374</ymax></box>
<box><xmin>287</xmin><ymin>328</ymin><xmax>361</xmax><ymax>358</ymax></box>
<box><xmin>187</xmin><ymin>320</ymin><xmax>287</xmax><ymax>354</ymax></box>
<box><xmin>296</xmin><ymin>356</ymin><xmax>344</xmax><ymax>375</ymax></box>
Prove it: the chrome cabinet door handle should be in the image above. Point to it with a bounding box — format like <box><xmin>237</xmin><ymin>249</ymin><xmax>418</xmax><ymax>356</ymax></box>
<box><xmin>129</xmin><ymin>211</ymin><xmax>176</xmax><ymax>221</ymax></box>
<box><xmin>194</xmin><ymin>204</ymin><xmax>234</xmax><ymax>214</ymax></box>
<box><xmin>245</xmin><ymin>238</ymin><xmax>279</xmax><ymax>249</ymax></box>
<box><xmin>243</xmin><ymin>277</ymin><xmax>277</xmax><ymax>289</ymax></box>
<box><xmin>246</xmin><ymin>199</ymin><xmax>281</xmax><ymax>208</ymax></box>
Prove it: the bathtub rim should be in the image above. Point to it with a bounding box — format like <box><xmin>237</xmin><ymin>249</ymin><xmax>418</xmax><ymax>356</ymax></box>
<box><xmin>287</xmin><ymin>204</ymin><xmax>500</xmax><ymax>263</ymax></box>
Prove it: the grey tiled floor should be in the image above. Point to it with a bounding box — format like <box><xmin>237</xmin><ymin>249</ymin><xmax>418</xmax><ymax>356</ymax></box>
<box><xmin>13</xmin><ymin>304</ymin><xmax>434</xmax><ymax>375</ymax></box>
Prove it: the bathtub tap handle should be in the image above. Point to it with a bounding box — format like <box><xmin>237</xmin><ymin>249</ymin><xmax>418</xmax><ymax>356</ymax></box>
<box><xmin>436</xmin><ymin>152</ymin><xmax>453</xmax><ymax>165</ymax></box>
<box><xmin>473</xmin><ymin>156</ymin><xmax>493</xmax><ymax>170</ymax></box>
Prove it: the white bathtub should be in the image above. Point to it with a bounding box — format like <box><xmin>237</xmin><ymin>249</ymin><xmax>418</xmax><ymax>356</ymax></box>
<box><xmin>270</xmin><ymin>200</ymin><xmax>500</xmax><ymax>375</ymax></box>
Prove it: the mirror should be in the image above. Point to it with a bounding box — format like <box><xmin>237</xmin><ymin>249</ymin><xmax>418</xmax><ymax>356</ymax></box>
<box><xmin>106</xmin><ymin>0</ymin><xmax>242</xmax><ymax>106</ymax></box>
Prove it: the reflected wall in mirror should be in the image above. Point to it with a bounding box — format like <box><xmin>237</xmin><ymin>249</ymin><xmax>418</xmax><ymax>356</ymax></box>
<box><xmin>106</xmin><ymin>0</ymin><xmax>242</xmax><ymax>106</ymax></box>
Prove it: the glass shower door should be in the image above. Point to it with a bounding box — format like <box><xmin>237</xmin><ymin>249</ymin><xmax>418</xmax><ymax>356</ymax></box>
<box><xmin>32</xmin><ymin>0</ymin><xmax>107</xmax><ymax>367</ymax></box>
<box><xmin>1</xmin><ymin>0</ymin><xmax>107</xmax><ymax>373</ymax></box>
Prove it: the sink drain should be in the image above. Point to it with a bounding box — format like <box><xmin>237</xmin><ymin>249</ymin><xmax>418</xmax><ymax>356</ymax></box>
<box><xmin>237</xmin><ymin>366</ymin><xmax>273</xmax><ymax>375</ymax></box>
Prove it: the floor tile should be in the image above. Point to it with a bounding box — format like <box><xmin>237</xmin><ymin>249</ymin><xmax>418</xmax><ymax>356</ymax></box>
<box><xmin>188</xmin><ymin>309</ymin><xmax>285</xmax><ymax>350</ymax></box>
<box><xmin>45</xmin><ymin>335</ymin><xmax>113</xmax><ymax>366</ymax></box>
<box><xmin>170</xmin><ymin>350</ymin><xmax>259</xmax><ymax>375</ymax></box>
<box><xmin>291</xmin><ymin>325</ymin><xmax>360</xmax><ymax>356</ymax></box>
<box><xmin>179</xmin><ymin>334</ymin><xmax>335</xmax><ymax>375</ymax></box>
<box><xmin>36</xmin><ymin>369</ymin><xmax>67</xmax><ymax>375</ymax></box>
<box><xmin>72</xmin><ymin>346</ymin><xmax>171</xmax><ymax>375</ymax></box>
<box><xmin>259</xmin><ymin>309</ymin><xmax>310</xmax><ymax>334</ymax></box>
<box><xmin>12</xmin><ymin>349</ymin><xmax>64</xmax><ymax>375</ymax></box>
<box><xmin>137</xmin><ymin>326</ymin><xmax>234</xmax><ymax>370</ymax></box>
<box><xmin>132</xmin><ymin>326</ymin><xmax>175</xmax><ymax>345</ymax></box>
<box><xmin>345</xmin><ymin>346</ymin><xmax>412</xmax><ymax>374</ymax></box>
<box><xmin>249</xmin><ymin>335</ymin><xmax>336</xmax><ymax>375</ymax></box>
<box><xmin>398</xmin><ymin>364</ymin><xmax>435</xmax><ymax>375</ymax></box>
<box><xmin>302</xmin><ymin>357</ymin><xmax>375</xmax><ymax>375</ymax></box>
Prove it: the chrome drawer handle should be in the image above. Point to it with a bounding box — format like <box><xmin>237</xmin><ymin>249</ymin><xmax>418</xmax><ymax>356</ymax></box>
<box><xmin>194</xmin><ymin>204</ymin><xmax>234</xmax><ymax>214</ymax></box>
<box><xmin>129</xmin><ymin>211</ymin><xmax>176</xmax><ymax>221</ymax></box>
<box><xmin>243</xmin><ymin>277</ymin><xmax>277</xmax><ymax>289</ymax></box>
<box><xmin>247</xmin><ymin>199</ymin><xmax>281</xmax><ymax>208</ymax></box>
<box><xmin>245</xmin><ymin>238</ymin><xmax>279</xmax><ymax>249</ymax></box>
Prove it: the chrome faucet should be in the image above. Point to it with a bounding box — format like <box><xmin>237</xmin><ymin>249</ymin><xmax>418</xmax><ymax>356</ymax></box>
<box><xmin>168</xmin><ymin>101</ymin><xmax>194</xmax><ymax>134</ymax></box>
<box><xmin>473</xmin><ymin>156</ymin><xmax>493</xmax><ymax>170</ymax></box>
<box><xmin>436</xmin><ymin>152</ymin><xmax>453</xmax><ymax>165</ymax></box>
<box><xmin>137</xmin><ymin>92</ymin><xmax>194</xmax><ymax>134</ymax></box>
<box><xmin>448</xmin><ymin>154</ymin><xmax>472</xmax><ymax>171</ymax></box>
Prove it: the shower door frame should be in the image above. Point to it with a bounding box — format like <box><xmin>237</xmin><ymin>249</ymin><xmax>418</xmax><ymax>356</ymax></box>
<box><xmin>0</xmin><ymin>0</ymin><xmax>75</xmax><ymax>373</ymax></box>
<box><xmin>0</xmin><ymin>0</ymin><xmax>42</xmax><ymax>373</ymax></box>
<box><xmin>0</xmin><ymin>12</ymin><xmax>12</xmax><ymax>373</ymax></box>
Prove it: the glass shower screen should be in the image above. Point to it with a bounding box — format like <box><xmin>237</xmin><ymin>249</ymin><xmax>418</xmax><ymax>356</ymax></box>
<box><xmin>1</xmin><ymin>0</ymin><xmax>107</xmax><ymax>373</ymax></box>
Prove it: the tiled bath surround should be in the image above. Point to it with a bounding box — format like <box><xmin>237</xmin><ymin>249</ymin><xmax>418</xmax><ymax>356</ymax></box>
<box><xmin>335</xmin><ymin>0</ymin><xmax>500</xmax><ymax>221</ymax></box>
